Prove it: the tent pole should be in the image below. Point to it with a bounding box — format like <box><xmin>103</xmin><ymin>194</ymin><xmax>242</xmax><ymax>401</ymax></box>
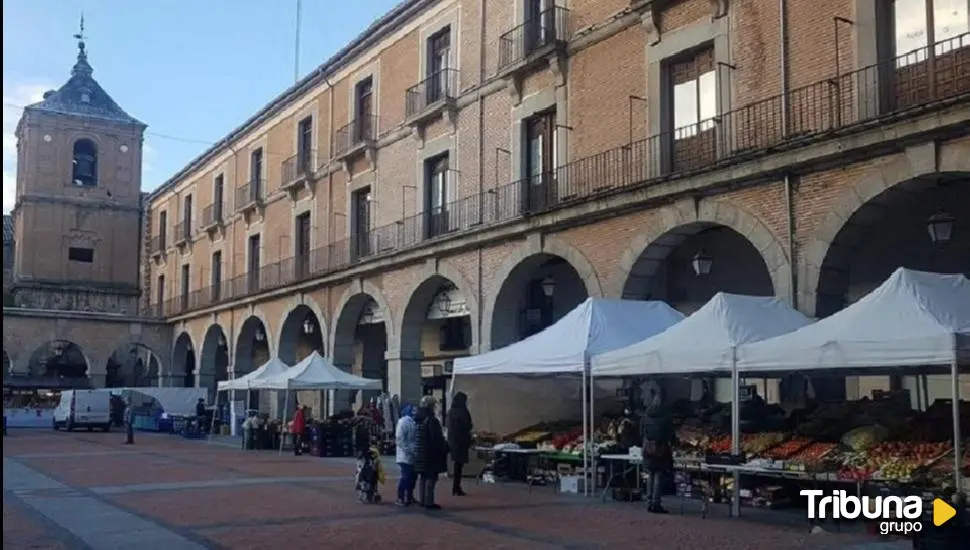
<box><xmin>279</xmin><ymin>389</ymin><xmax>290</xmax><ymax>456</ymax></box>
<box><xmin>730</xmin><ymin>348</ymin><xmax>741</xmax><ymax>518</ymax></box>
<box><xmin>952</xmin><ymin>350</ymin><xmax>963</xmax><ymax>491</ymax></box>
<box><xmin>582</xmin><ymin>361</ymin><xmax>590</xmax><ymax>497</ymax></box>
<box><xmin>589</xmin><ymin>366</ymin><xmax>596</xmax><ymax>496</ymax></box>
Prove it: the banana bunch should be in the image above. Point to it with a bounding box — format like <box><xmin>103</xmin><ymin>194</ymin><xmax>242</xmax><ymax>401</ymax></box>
<box><xmin>514</xmin><ymin>431</ymin><xmax>549</xmax><ymax>443</ymax></box>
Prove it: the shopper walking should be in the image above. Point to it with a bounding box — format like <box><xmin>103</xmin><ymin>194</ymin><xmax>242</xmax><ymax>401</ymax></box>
<box><xmin>291</xmin><ymin>404</ymin><xmax>307</xmax><ymax>456</ymax></box>
<box><xmin>413</xmin><ymin>395</ymin><xmax>448</xmax><ymax>510</ymax></box>
<box><xmin>394</xmin><ymin>404</ymin><xmax>418</xmax><ymax>506</ymax></box>
<box><xmin>446</xmin><ymin>391</ymin><xmax>473</xmax><ymax>496</ymax></box>
<box><xmin>123</xmin><ymin>397</ymin><xmax>134</xmax><ymax>445</ymax></box>
<box><xmin>642</xmin><ymin>402</ymin><xmax>674</xmax><ymax>514</ymax></box>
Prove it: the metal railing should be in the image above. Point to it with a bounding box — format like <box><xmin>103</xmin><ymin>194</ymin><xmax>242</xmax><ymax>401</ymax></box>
<box><xmin>406</xmin><ymin>69</ymin><xmax>460</xmax><ymax>118</ymax></box>
<box><xmin>174</xmin><ymin>221</ymin><xmax>192</xmax><ymax>243</ymax></box>
<box><xmin>149</xmin><ymin>234</ymin><xmax>166</xmax><ymax>254</ymax></box>
<box><xmin>235</xmin><ymin>178</ymin><xmax>265</xmax><ymax>210</ymax></box>
<box><xmin>334</xmin><ymin>115</ymin><xmax>379</xmax><ymax>157</ymax></box>
<box><xmin>202</xmin><ymin>202</ymin><xmax>226</xmax><ymax>227</ymax></box>
<box><xmin>145</xmin><ymin>34</ymin><xmax>970</xmax><ymax>318</ymax></box>
<box><xmin>282</xmin><ymin>149</ymin><xmax>316</xmax><ymax>186</ymax></box>
<box><xmin>498</xmin><ymin>6</ymin><xmax>569</xmax><ymax>71</ymax></box>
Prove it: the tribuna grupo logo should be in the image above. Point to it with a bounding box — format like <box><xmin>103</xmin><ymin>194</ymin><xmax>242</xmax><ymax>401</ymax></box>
<box><xmin>802</xmin><ymin>489</ymin><xmax>923</xmax><ymax>535</ymax></box>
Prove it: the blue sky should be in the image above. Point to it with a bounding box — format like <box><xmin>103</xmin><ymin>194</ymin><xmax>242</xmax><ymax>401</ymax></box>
<box><xmin>2</xmin><ymin>0</ymin><xmax>403</xmax><ymax>213</ymax></box>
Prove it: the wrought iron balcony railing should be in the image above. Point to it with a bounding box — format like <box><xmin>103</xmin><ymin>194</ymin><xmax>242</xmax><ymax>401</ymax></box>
<box><xmin>149</xmin><ymin>234</ymin><xmax>166</xmax><ymax>255</ymax></box>
<box><xmin>406</xmin><ymin>69</ymin><xmax>460</xmax><ymax>119</ymax></box>
<box><xmin>498</xmin><ymin>6</ymin><xmax>569</xmax><ymax>72</ymax></box>
<box><xmin>334</xmin><ymin>115</ymin><xmax>379</xmax><ymax>158</ymax></box>
<box><xmin>143</xmin><ymin>33</ymin><xmax>969</xmax><ymax>318</ymax></box>
<box><xmin>282</xmin><ymin>150</ymin><xmax>317</xmax><ymax>186</ymax></box>
<box><xmin>235</xmin><ymin>179</ymin><xmax>265</xmax><ymax>210</ymax></box>
<box><xmin>174</xmin><ymin>221</ymin><xmax>192</xmax><ymax>243</ymax></box>
<box><xmin>202</xmin><ymin>202</ymin><xmax>226</xmax><ymax>227</ymax></box>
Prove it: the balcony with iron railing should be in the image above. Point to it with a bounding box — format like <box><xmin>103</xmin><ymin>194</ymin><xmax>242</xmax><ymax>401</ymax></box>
<box><xmin>334</xmin><ymin>115</ymin><xmax>379</xmax><ymax>161</ymax></box>
<box><xmin>498</xmin><ymin>6</ymin><xmax>570</xmax><ymax>74</ymax></box>
<box><xmin>406</xmin><ymin>68</ymin><xmax>460</xmax><ymax>123</ymax></box>
<box><xmin>173</xmin><ymin>220</ymin><xmax>192</xmax><ymax>247</ymax></box>
<box><xmin>236</xmin><ymin>178</ymin><xmax>265</xmax><ymax>218</ymax></box>
<box><xmin>149</xmin><ymin>234</ymin><xmax>166</xmax><ymax>259</ymax></box>
<box><xmin>281</xmin><ymin>150</ymin><xmax>317</xmax><ymax>197</ymax></box>
<box><xmin>144</xmin><ymin>34</ymin><xmax>969</xmax><ymax>319</ymax></box>
<box><xmin>201</xmin><ymin>202</ymin><xmax>226</xmax><ymax>234</ymax></box>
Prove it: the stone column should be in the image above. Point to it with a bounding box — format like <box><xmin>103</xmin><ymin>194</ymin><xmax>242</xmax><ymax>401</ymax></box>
<box><xmin>87</xmin><ymin>374</ymin><xmax>107</xmax><ymax>389</ymax></box>
<box><xmin>385</xmin><ymin>349</ymin><xmax>424</xmax><ymax>407</ymax></box>
<box><xmin>330</xmin><ymin>343</ymin><xmax>356</xmax><ymax>415</ymax></box>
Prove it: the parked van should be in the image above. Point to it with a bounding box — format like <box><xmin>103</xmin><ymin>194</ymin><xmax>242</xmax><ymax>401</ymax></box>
<box><xmin>53</xmin><ymin>390</ymin><xmax>111</xmax><ymax>432</ymax></box>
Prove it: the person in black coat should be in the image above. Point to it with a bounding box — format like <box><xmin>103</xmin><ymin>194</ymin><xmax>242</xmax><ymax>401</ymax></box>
<box><xmin>413</xmin><ymin>395</ymin><xmax>448</xmax><ymax>509</ymax></box>
<box><xmin>641</xmin><ymin>404</ymin><xmax>675</xmax><ymax>514</ymax></box>
<box><xmin>446</xmin><ymin>391</ymin><xmax>473</xmax><ymax>496</ymax></box>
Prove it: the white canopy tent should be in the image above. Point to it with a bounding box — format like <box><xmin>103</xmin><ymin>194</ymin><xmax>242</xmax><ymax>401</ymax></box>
<box><xmin>217</xmin><ymin>357</ymin><xmax>290</xmax><ymax>392</ymax></box>
<box><xmin>254</xmin><ymin>351</ymin><xmax>382</xmax><ymax>391</ymax></box>
<box><xmin>592</xmin><ymin>292</ymin><xmax>814</xmax><ymax>377</ymax></box>
<box><xmin>736</xmin><ymin>268</ymin><xmax>970</xmax><ymax>489</ymax></box>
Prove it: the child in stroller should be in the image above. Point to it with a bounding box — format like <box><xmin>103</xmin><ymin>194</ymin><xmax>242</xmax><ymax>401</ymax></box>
<box><xmin>355</xmin><ymin>445</ymin><xmax>385</xmax><ymax>503</ymax></box>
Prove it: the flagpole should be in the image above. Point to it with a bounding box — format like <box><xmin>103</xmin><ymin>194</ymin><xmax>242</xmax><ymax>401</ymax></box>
<box><xmin>294</xmin><ymin>0</ymin><xmax>302</xmax><ymax>83</ymax></box>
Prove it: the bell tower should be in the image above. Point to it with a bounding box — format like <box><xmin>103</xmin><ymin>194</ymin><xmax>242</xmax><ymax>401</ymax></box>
<box><xmin>10</xmin><ymin>18</ymin><xmax>148</xmax><ymax>314</ymax></box>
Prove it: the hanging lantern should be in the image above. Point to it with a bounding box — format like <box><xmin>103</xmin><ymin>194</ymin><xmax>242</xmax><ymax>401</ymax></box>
<box><xmin>303</xmin><ymin>317</ymin><xmax>315</xmax><ymax>335</ymax></box>
<box><xmin>255</xmin><ymin>327</ymin><xmax>265</xmax><ymax>342</ymax></box>
<box><xmin>926</xmin><ymin>209</ymin><xmax>955</xmax><ymax>244</ymax></box>
<box><xmin>692</xmin><ymin>250</ymin><xmax>713</xmax><ymax>277</ymax></box>
<box><xmin>541</xmin><ymin>276</ymin><xmax>556</xmax><ymax>298</ymax></box>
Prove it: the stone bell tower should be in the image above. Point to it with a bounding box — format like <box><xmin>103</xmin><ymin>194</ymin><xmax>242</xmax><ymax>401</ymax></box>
<box><xmin>10</xmin><ymin>21</ymin><xmax>147</xmax><ymax>314</ymax></box>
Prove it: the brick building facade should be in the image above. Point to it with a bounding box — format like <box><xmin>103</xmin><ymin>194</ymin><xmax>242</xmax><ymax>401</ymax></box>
<box><xmin>137</xmin><ymin>0</ymin><xmax>968</xmax><ymax>408</ymax></box>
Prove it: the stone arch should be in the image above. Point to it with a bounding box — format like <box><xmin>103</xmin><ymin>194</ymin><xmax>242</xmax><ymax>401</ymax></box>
<box><xmin>199</xmin><ymin>324</ymin><xmax>230</xmax><ymax>398</ymax></box>
<box><xmin>329</xmin><ymin>281</ymin><xmax>397</xmax><ymax>357</ymax></box>
<box><xmin>234</xmin><ymin>313</ymin><xmax>273</xmax><ymax>376</ymax></box>
<box><xmin>27</xmin><ymin>340</ymin><xmax>92</xmax><ymax>379</ymax></box>
<box><xmin>801</xmin><ymin>165</ymin><xmax>970</xmax><ymax>317</ymax></box>
<box><xmin>276</xmin><ymin>294</ymin><xmax>329</xmax><ymax>364</ymax></box>
<box><xmin>104</xmin><ymin>342</ymin><xmax>163</xmax><ymax>387</ymax></box>
<box><xmin>481</xmin><ymin>237</ymin><xmax>604</xmax><ymax>352</ymax></box>
<box><xmin>610</xmin><ymin>199</ymin><xmax>790</xmax><ymax>305</ymax></box>
<box><xmin>171</xmin><ymin>332</ymin><xmax>196</xmax><ymax>387</ymax></box>
<box><xmin>395</xmin><ymin>259</ymin><xmax>481</xmax><ymax>355</ymax></box>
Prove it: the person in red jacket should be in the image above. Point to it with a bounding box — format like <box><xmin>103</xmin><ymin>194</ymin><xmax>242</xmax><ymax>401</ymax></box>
<box><xmin>291</xmin><ymin>405</ymin><xmax>307</xmax><ymax>456</ymax></box>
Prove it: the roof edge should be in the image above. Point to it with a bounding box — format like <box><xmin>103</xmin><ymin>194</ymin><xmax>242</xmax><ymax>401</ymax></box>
<box><xmin>148</xmin><ymin>0</ymin><xmax>429</xmax><ymax>202</ymax></box>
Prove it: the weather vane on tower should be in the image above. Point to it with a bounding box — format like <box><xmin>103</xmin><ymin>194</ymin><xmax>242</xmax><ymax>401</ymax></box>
<box><xmin>74</xmin><ymin>14</ymin><xmax>87</xmax><ymax>53</ymax></box>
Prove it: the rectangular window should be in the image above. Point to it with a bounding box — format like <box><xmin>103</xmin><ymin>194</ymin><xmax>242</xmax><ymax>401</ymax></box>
<box><xmin>667</xmin><ymin>46</ymin><xmax>717</xmax><ymax>172</ymax></box>
<box><xmin>297</xmin><ymin>116</ymin><xmax>313</xmax><ymax>173</ymax></box>
<box><xmin>158</xmin><ymin>211</ymin><xmax>168</xmax><ymax>249</ymax></box>
<box><xmin>295</xmin><ymin>212</ymin><xmax>311</xmax><ymax>277</ymax></box>
<box><xmin>68</xmin><ymin>247</ymin><xmax>94</xmax><ymax>263</ymax></box>
<box><xmin>248</xmin><ymin>234</ymin><xmax>261</xmax><ymax>292</ymax></box>
<box><xmin>523</xmin><ymin>109</ymin><xmax>558</xmax><ymax>211</ymax></box>
<box><xmin>180</xmin><ymin>264</ymin><xmax>190</xmax><ymax>309</ymax></box>
<box><xmin>182</xmin><ymin>194</ymin><xmax>193</xmax><ymax>238</ymax></box>
<box><xmin>250</xmin><ymin>148</ymin><xmax>263</xmax><ymax>198</ymax></box>
<box><xmin>427</xmin><ymin>28</ymin><xmax>451</xmax><ymax>103</ymax></box>
<box><xmin>213</xmin><ymin>174</ymin><xmax>224</xmax><ymax>220</ymax></box>
<box><xmin>354</xmin><ymin>78</ymin><xmax>374</xmax><ymax>142</ymax></box>
<box><xmin>425</xmin><ymin>154</ymin><xmax>452</xmax><ymax>237</ymax></box>
<box><xmin>156</xmin><ymin>275</ymin><xmax>165</xmax><ymax>315</ymax></box>
<box><xmin>893</xmin><ymin>0</ymin><xmax>969</xmax><ymax>63</ymax></box>
<box><xmin>351</xmin><ymin>188</ymin><xmax>371</xmax><ymax>258</ymax></box>
<box><xmin>211</xmin><ymin>250</ymin><xmax>222</xmax><ymax>300</ymax></box>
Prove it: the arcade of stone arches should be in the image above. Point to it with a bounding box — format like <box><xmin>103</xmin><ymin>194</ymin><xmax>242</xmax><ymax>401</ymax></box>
<box><xmin>6</xmin><ymin>177</ymin><xmax>967</xmax><ymax>413</ymax></box>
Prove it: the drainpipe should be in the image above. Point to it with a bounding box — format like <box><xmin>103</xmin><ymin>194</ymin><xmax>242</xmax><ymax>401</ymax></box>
<box><xmin>325</xmin><ymin>74</ymin><xmax>336</xmax><ymax>248</ymax></box>
<box><xmin>780</xmin><ymin>0</ymin><xmax>797</xmax><ymax>310</ymax></box>
<box><xmin>476</xmin><ymin>0</ymin><xmax>487</xmax><ymax>353</ymax></box>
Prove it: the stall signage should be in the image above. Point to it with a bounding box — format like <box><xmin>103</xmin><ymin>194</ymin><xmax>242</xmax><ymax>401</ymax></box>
<box><xmin>801</xmin><ymin>490</ymin><xmax>956</xmax><ymax>534</ymax></box>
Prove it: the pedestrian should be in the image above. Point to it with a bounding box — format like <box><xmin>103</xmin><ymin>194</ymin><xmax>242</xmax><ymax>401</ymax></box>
<box><xmin>291</xmin><ymin>404</ymin><xmax>307</xmax><ymax>456</ymax></box>
<box><xmin>123</xmin><ymin>397</ymin><xmax>134</xmax><ymax>445</ymax></box>
<box><xmin>413</xmin><ymin>395</ymin><xmax>448</xmax><ymax>510</ymax></box>
<box><xmin>446</xmin><ymin>391</ymin><xmax>473</xmax><ymax>496</ymax></box>
<box><xmin>394</xmin><ymin>404</ymin><xmax>418</xmax><ymax>506</ymax></box>
<box><xmin>641</xmin><ymin>400</ymin><xmax>675</xmax><ymax>514</ymax></box>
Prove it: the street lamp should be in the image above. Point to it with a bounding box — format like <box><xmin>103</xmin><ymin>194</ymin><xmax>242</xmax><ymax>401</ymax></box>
<box><xmin>926</xmin><ymin>209</ymin><xmax>955</xmax><ymax>244</ymax></box>
<box><xmin>303</xmin><ymin>317</ymin><xmax>315</xmax><ymax>335</ymax></box>
<box><xmin>255</xmin><ymin>327</ymin><xmax>265</xmax><ymax>343</ymax></box>
<box><xmin>692</xmin><ymin>250</ymin><xmax>713</xmax><ymax>277</ymax></box>
<box><xmin>217</xmin><ymin>334</ymin><xmax>226</xmax><ymax>348</ymax></box>
<box><xmin>541</xmin><ymin>276</ymin><xmax>556</xmax><ymax>298</ymax></box>
<box><xmin>435</xmin><ymin>290</ymin><xmax>452</xmax><ymax>315</ymax></box>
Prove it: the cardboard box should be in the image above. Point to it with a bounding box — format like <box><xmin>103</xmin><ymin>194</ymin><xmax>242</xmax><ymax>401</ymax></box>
<box><xmin>560</xmin><ymin>475</ymin><xmax>586</xmax><ymax>494</ymax></box>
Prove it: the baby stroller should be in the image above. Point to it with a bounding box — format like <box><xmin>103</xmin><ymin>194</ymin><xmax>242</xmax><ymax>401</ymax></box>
<box><xmin>355</xmin><ymin>445</ymin><xmax>385</xmax><ymax>503</ymax></box>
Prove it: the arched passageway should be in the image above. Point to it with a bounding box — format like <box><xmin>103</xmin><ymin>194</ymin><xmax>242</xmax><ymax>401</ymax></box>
<box><xmin>332</xmin><ymin>292</ymin><xmax>388</xmax><ymax>413</ymax></box>
<box><xmin>621</xmin><ymin>222</ymin><xmax>775</xmax><ymax>312</ymax></box>
<box><xmin>199</xmin><ymin>324</ymin><xmax>230</xmax><ymax>402</ymax></box>
<box><xmin>489</xmin><ymin>253</ymin><xmax>589</xmax><ymax>350</ymax></box>
<box><xmin>810</xmin><ymin>174</ymin><xmax>969</xmax><ymax>403</ymax></box>
<box><xmin>171</xmin><ymin>332</ymin><xmax>196</xmax><ymax>388</ymax></box>
<box><xmin>235</xmin><ymin>316</ymin><xmax>271</xmax><ymax>409</ymax></box>
<box><xmin>278</xmin><ymin>305</ymin><xmax>326</xmax><ymax>415</ymax></box>
<box><xmin>399</xmin><ymin>274</ymin><xmax>474</xmax><ymax>407</ymax></box>
<box><xmin>105</xmin><ymin>344</ymin><xmax>160</xmax><ymax>387</ymax></box>
<box><xmin>28</xmin><ymin>340</ymin><xmax>90</xmax><ymax>380</ymax></box>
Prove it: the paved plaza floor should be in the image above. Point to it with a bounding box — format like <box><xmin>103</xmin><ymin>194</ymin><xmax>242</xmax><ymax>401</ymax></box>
<box><xmin>3</xmin><ymin>429</ymin><xmax>909</xmax><ymax>549</ymax></box>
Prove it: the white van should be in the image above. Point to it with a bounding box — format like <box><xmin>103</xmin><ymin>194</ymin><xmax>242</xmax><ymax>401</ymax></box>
<box><xmin>53</xmin><ymin>390</ymin><xmax>112</xmax><ymax>432</ymax></box>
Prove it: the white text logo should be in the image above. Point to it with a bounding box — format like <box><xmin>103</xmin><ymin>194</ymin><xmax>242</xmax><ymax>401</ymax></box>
<box><xmin>801</xmin><ymin>490</ymin><xmax>923</xmax><ymax>535</ymax></box>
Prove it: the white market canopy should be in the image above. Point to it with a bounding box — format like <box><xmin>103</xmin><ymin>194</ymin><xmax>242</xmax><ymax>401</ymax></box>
<box><xmin>453</xmin><ymin>297</ymin><xmax>685</xmax><ymax>375</ymax></box>
<box><xmin>253</xmin><ymin>351</ymin><xmax>383</xmax><ymax>391</ymax></box>
<box><xmin>737</xmin><ymin>268</ymin><xmax>970</xmax><ymax>373</ymax></box>
<box><xmin>217</xmin><ymin>357</ymin><xmax>290</xmax><ymax>391</ymax></box>
<box><xmin>592</xmin><ymin>292</ymin><xmax>814</xmax><ymax>377</ymax></box>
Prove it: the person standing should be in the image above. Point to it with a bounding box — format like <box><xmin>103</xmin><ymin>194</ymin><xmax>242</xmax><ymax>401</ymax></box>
<box><xmin>446</xmin><ymin>391</ymin><xmax>473</xmax><ymax>496</ymax></box>
<box><xmin>291</xmin><ymin>404</ymin><xmax>307</xmax><ymax>456</ymax></box>
<box><xmin>394</xmin><ymin>404</ymin><xmax>418</xmax><ymax>506</ymax></box>
<box><xmin>641</xmin><ymin>402</ymin><xmax>675</xmax><ymax>514</ymax></box>
<box><xmin>123</xmin><ymin>397</ymin><xmax>134</xmax><ymax>445</ymax></box>
<box><xmin>413</xmin><ymin>395</ymin><xmax>447</xmax><ymax>510</ymax></box>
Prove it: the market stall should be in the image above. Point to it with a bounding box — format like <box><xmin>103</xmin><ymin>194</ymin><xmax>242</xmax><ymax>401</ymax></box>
<box><xmin>590</xmin><ymin>293</ymin><xmax>814</xmax><ymax>508</ymax></box>
<box><xmin>215</xmin><ymin>357</ymin><xmax>290</xmax><ymax>437</ymax></box>
<box><xmin>452</xmin><ymin>297</ymin><xmax>684</xmax><ymax>493</ymax></box>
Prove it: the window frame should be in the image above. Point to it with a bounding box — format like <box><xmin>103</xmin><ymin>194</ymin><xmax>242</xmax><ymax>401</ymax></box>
<box><xmin>71</xmin><ymin>138</ymin><xmax>99</xmax><ymax>187</ymax></box>
<box><xmin>67</xmin><ymin>246</ymin><xmax>94</xmax><ymax>263</ymax></box>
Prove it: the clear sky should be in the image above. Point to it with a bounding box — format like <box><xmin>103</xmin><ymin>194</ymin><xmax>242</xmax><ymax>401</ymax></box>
<box><xmin>2</xmin><ymin>0</ymin><xmax>403</xmax><ymax>214</ymax></box>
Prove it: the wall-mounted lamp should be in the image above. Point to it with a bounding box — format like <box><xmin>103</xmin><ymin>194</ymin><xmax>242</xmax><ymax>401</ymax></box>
<box><xmin>541</xmin><ymin>276</ymin><xmax>557</xmax><ymax>298</ymax></box>
<box><xmin>692</xmin><ymin>250</ymin><xmax>713</xmax><ymax>277</ymax></box>
<box><xmin>927</xmin><ymin>209</ymin><xmax>955</xmax><ymax>245</ymax></box>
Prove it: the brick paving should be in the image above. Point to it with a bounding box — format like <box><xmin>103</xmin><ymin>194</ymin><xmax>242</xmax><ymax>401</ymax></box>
<box><xmin>3</xmin><ymin>430</ymin><xmax>899</xmax><ymax>549</ymax></box>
